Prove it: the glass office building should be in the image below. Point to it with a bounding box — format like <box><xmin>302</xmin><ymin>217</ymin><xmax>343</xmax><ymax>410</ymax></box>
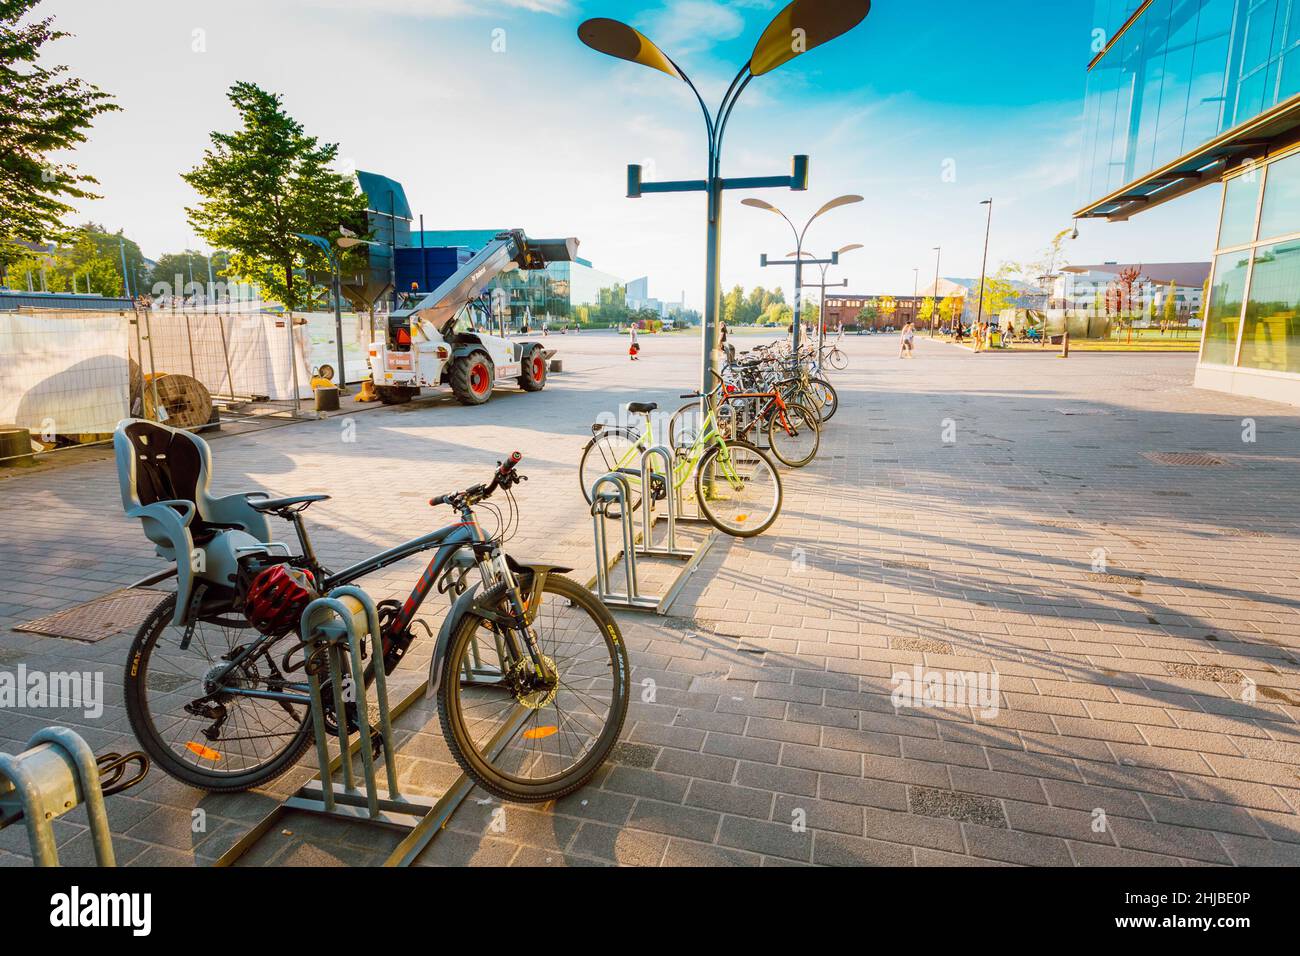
<box><xmin>1076</xmin><ymin>0</ymin><xmax>1300</xmax><ymax>404</ymax></box>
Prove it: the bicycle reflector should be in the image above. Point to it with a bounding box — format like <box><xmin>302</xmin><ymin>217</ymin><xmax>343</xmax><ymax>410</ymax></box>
<box><xmin>185</xmin><ymin>741</ymin><xmax>221</xmax><ymax>761</ymax></box>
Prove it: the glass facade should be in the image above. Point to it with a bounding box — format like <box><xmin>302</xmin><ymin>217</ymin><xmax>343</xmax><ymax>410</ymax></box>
<box><xmin>1080</xmin><ymin>0</ymin><xmax>1300</xmax><ymax>205</ymax></box>
<box><xmin>1201</xmin><ymin>148</ymin><xmax>1300</xmax><ymax>371</ymax></box>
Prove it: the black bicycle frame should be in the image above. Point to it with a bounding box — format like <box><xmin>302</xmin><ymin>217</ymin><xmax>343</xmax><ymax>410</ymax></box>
<box><xmin>324</xmin><ymin>520</ymin><xmax>484</xmax><ymax>634</ymax></box>
<box><xmin>208</xmin><ymin>520</ymin><xmax>491</xmax><ymax>705</ymax></box>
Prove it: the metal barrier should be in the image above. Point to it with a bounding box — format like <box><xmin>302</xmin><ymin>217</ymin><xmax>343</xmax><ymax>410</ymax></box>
<box><xmin>0</xmin><ymin>728</ymin><xmax>148</xmax><ymax>866</ymax></box>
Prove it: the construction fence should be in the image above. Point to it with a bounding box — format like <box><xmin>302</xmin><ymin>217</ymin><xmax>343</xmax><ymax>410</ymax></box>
<box><xmin>0</xmin><ymin>304</ymin><xmax>375</xmax><ymax>465</ymax></box>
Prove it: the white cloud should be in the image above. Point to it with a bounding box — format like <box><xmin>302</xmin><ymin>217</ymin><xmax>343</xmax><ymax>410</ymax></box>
<box><xmin>293</xmin><ymin>0</ymin><xmax>570</xmax><ymax>17</ymax></box>
<box><xmin>637</xmin><ymin>0</ymin><xmax>747</xmax><ymax>54</ymax></box>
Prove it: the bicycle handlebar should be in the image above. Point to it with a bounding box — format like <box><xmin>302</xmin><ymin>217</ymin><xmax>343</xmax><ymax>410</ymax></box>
<box><xmin>429</xmin><ymin>451</ymin><xmax>524</xmax><ymax>508</ymax></box>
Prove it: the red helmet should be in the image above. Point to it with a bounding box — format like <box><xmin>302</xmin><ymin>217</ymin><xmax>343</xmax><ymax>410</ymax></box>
<box><xmin>244</xmin><ymin>564</ymin><xmax>317</xmax><ymax>636</ymax></box>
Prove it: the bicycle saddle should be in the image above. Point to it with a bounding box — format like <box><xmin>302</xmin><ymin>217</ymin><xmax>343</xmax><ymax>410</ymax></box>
<box><xmin>628</xmin><ymin>402</ymin><xmax>658</xmax><ymax>414</ymax></box>
<box><xmin>247</xmin><ymin>494</ymin><xmax>331</xmax><ymax>513</ymax></box>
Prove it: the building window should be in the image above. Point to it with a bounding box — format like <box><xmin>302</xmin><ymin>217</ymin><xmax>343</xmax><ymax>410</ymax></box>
<box><xmin>1204</xmin><ymin>250</ymin><xmax>1250</xmax><ymax>364</ymax></box>
<box><xmin>1239</xmin><ymin>239</ymin><xmax>1300</xmax><ymax>371</ymax></box>
<box><xmin>1203</xmin><ymin>146</ymin><xmax>1300</xmax><ymax>372</ymax></box>
<box><xmin>1258</xmin><ymin>149</ymin><xmax>1300</xmax><ymax>239</ymax></box>
<box><xmin>1218</xmin><ymin>168</ymin><xmax>1261</xmax><ymax>248</ymax></box>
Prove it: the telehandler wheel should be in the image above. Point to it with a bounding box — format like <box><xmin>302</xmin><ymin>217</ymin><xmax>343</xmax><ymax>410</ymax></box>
<box><xmin>451</xmin><ymin>351</ymin><xmax>494</xmax><ymax>406</ymax></box>
<box><xmin>518</xmin><ymin>348</ymin><xmax>547</xmax><ymax>392</ymax></box>
<box><xmin>375</xmin><ymin>385</ymin><xmax>419</xmax><ymax>405</ymax></box>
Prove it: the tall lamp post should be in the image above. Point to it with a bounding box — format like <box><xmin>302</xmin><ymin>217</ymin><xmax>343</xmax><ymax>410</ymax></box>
<box><xmin>744</xmin><ymin>195</ymin><xmax>863</xmax><ymax>353</ymax></box>
<box><xmin>578</xmin><ymin>1</ymin><xmax>872</xmax><ymax>399</ymax></box>
<box><xmin>293</xmin><ymin>232</ymin><xmax>348</xmax><ymax>395</ymax></box>
<box><xmin>800</xmin><ymin>242</ymin><xmax>862</xmax><ymax>358</ymax></box>
<box><xmin>930</xmin><ymin>245</ymin><xmax>941</xmax><ymax>335</ymax></box>
<box><xmin>975</xmin><ymin>198</ymin><xmax>993</xmax><ymax>329</ymax></box>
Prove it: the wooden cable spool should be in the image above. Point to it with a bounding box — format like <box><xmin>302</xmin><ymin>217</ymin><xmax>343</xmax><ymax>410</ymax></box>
<box><xmin>142</xmin><ymin>374</ymin><xmax>213</xmax><ymax>430</ymax></box>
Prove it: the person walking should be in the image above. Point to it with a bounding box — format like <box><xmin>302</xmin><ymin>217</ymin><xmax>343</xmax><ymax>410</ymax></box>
<box><xmin>900</xmin><ymin>320</ymin><xmax>916</xmax><ymax>359</ymax></box>
<box><xmin>628</xmin><ymin>324</ymin><xmax>640</xmax><ymax>361</ymax></box>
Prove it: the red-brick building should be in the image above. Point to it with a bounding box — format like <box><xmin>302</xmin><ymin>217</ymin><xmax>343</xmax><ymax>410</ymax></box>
<box><xmin>821</xmin><ymin>294</ymin><xmax>924</xmax><ymax>331</ymax></box>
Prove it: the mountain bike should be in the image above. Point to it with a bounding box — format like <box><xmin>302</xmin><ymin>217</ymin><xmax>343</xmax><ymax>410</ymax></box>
<box><xmin>124</xmin><ymin>453</ymin><xmax>630</xmax><ymax>803</ymax></box>
<box><xmin>578</xmin><ymin>395</ymin><xmax>783</xmax><ymax>537</ymax></box>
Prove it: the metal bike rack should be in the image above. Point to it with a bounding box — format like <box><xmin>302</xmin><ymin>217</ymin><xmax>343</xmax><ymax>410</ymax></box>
<box><xmin>591</xmin><ymin>453</ymin><xmax>718</xmax><ymax>615</ymax></box>
<box><xmin>0</xmin><ymin>728</ymin><xmax>148</xmax><ymax>866</ymax></box>
<box><xmin>215</xmin><ymin>582</ymin><xmax>509</xmax><ymax>867</ymax></box>
<box><xmin>287</xmin><ymin>586</ymin><xmax>441</xmax><ymax>829</ymax></box>
<box><xmin>591</xmin><ymin>471</ymin><xmax>659</xmax><ymax>610</ymax></box>
<box><xmin>639</xmin><ymin>445</ymin><xmax>694</xmax><ymax>560</ymax></box>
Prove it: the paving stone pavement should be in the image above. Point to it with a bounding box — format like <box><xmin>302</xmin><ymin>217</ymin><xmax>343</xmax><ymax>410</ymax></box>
<box><xmin>2</xmin><ymin>331</ymin><xmax>1299</xmax><ymax>867</ymax></box>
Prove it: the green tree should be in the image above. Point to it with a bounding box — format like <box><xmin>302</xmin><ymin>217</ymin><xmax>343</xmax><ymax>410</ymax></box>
<box><xmin>722</xmin><ymin>284</ymin><xmax>745</xmax><ymax>325</ymax></box>
<box><xmin>974</xmin><ymin>263</ymin><xmax>1019</xmax><ymax>321</ymax></box>
<box><xmin>182</xmin><ymin>82</ymin><xmax>366</xmax><ymax>310</ymax></box>
<box><xmin>149</xmin><ymin>250</ymin><xmax>211</xmax><ymax>296</ymax></box>
<box><xmin>77</xmin><ymin>221</ymin><xmax>148</xmax><ymax>295</ymax></box>
<box><xmin>1162</xmin><ymin>280</ymin><xmax>1178</xmax><ymax>326</ymax></box>
<box><xmin>919</xmin><ymin>296</ymin><xmax>936</xmax><ymax>326</ymax></box>
<box><xmin>939</xmin><ymin>293</ymin><xmax>964</xmax><ymax>326</ymax></box>
<box><xmin>0</xmin><ymin>0</ymin><xmax>119</xmax><ymax>275</ymax></box>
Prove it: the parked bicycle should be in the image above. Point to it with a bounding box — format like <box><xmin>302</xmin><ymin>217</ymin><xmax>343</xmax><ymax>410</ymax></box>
<box><xmin>117</xmin><ymin>424</ymin><xmax>629</xmax><ymax>804</ymax></box>
<box><xmin>667</xmin><ymin>369</ymin><xmax>821</xmax><ymax>469</ymax></box>
<box><xmin>578</xmin><ymin>392</ymin><xmax>783</xmax><ymax>538</ymax></box>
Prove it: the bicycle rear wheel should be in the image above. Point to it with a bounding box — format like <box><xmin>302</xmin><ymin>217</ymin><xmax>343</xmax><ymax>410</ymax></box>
<box><xmin>693</xmin><ymin>439</ymin><xmax>782</xmax><ymax>537</ymax></box>
<box><xmin>438</xmin><ymin>574</ymin><xmax>630</xmax><ymax>803</ymax></box>
<box><xmin>578</xmin><ymin>427</ymin><xmax>643</xmax><ymax>517</ymax></box>
<box><xmin>123</xmin><ymin>593</ymin><xmax>314</xmax><ymax>792</ymax></box>
<box><xmin>766</xmin><ymin>403</ymin><xmax>820</xmax><ymax>468</ymax></box>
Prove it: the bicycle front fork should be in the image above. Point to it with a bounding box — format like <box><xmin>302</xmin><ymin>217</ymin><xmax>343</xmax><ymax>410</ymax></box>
<box><xmin>476</xmin><ymin>550</ymin><xmax>553</xmax><ymax>681</ymax></box>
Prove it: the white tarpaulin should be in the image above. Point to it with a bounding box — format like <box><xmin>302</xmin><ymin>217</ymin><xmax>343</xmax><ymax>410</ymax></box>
<box><xmin>0</xmin><ymin>310</ymin><xmax>131</xmax><ymax>435</ymax></box>
<box><xmin>132</xmin><ymin>310</ymin><xmax>314</xmax><ymax>400</ymax></box>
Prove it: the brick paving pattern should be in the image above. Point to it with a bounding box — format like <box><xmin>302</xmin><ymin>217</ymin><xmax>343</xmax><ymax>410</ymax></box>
<box><xmin>1</xmin><ymin>332</ymin><xmax>1298</xmax><ymax>866</ymax></box>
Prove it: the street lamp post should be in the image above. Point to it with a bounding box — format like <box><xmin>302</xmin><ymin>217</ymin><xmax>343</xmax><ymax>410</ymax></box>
<box><xmin>777</xmin><ymin>241</ymin><xmax>861</xmax><ymax>360</ymax></box>
<box><xmin>975</xmin><ymin>198</ymin><xmax>993</xmax><ymax>328</ymax></box>
<box><xmin>578</xmin><ymin>1</ymin><xmax>872</xmax><ymax>400</ymax></box>
<box><xmin>930</xmin><ymin>245</ymin><xmax>941</xmax><ymax>336</ymax></box>
<box><xmin>911</xmin><ymin>266</ymin><xmax>918</xmax><ymax>327</ymax></box>
<box><xmin>744</xmin><ymin>195</ymin><xmax>862</xmax><ymax>355</ymax></box>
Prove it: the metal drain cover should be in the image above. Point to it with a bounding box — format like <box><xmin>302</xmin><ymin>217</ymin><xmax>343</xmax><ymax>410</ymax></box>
<box><xmin>1143</xmin><ymin>452</ymin><xmax>1232</xmax><ymax>467</ymax></box>
<box><xmin>893</xmin><ymin>636</ymin><xmax>953</xmax><ymax>654</ymax></box>
<box><xmin>908</xmin><ymin>786</ymin><xmax>1007</xmax><ymax>828</ymax></box>
<box><xmin>14</xmin><ymin>588</ymin><xmax>168</xmax><ymax>643</ymax></box>
<box><xmin>1165</xmin><ymin>662</ymin><xmax>1243</xmax><ymax>683</ymax></box>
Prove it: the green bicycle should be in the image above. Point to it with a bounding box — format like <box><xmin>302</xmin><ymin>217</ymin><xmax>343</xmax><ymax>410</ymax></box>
<box><xmin>579</xmin><ymin>396</ymin><xmax>783</xmax><ymax>538</ymax></box>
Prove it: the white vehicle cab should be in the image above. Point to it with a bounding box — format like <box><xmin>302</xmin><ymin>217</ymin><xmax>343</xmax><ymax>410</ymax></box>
<box><xmin>369</xmin><ymin>230</ymin><xmax>573</xmax><ymax>406</ymax></box>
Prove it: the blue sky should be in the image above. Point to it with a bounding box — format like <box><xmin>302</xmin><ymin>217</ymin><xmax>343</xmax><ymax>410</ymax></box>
<box><xmin>54</xmin><ymin>0</ymin><xmax>1221</xmax><ymax>306</ymax></box>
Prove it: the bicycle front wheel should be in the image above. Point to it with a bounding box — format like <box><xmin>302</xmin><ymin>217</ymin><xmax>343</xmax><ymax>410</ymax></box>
<box><xmin>828</xmin><ymin>349</ymin><xmax>848</xmax><ymax>371</ymax></box>
<box><xmin>806</xmin><ymin>377</ymin><xmax>839</xmax><ymax>423</ymax></box>
<box><xmin>438</xmin><ymin>574</ymin><xmax>630</xmax><ymax>803</ymax></box>
<box><xmin>693</xmin><ymin>439</ymin><xmax>783</xmax><ymax>537</ymax></box>
<box><xmin>766</xmin><ymin>403</ymin><xmax>820</xmax><ymax>468</ymax></box>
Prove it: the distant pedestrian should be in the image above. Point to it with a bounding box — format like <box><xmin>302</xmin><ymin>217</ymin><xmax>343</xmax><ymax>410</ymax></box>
<box><xmin>629</xmin><ymin>325</ymin><xmax>640</xmax><ymax>361</ymax></box>
<box><xmin>900</xmin><ymin>321</ymin><xmax>916</xmax><ymax>359</ymax></box>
